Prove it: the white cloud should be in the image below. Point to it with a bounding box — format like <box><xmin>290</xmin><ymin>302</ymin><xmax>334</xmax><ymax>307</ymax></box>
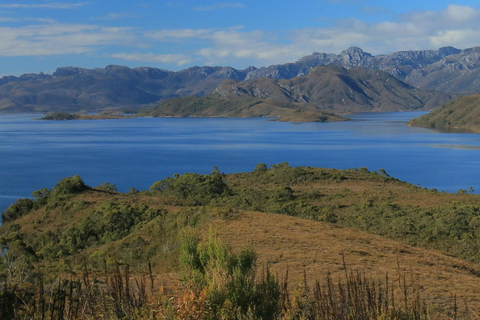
<box><xmin>444</xmin><ymin>4</ymin><xmax>478</xmax><ymax>22</ymax></box>
<box><xmin>109</xmin><ymin>53</ymin><xmax>191</xmax><ymax>65</ymax></box>
<box><xmin>430</xmin><ymin>29</ymin><xmax>480</xmax><ymax>49</ymax></box>
<box><xmin>167</xmin><ymin>4</ymin><xmax>480</xmax><ymax>67</ymax></box>
<box><xmin>0</xmin><ymin>24</ymin><xmax>137</xmax><ymax>56</ymax></box>
<box><xmin>2</xmin><ymin>4</ymin><xmax>480</xmax><ymax>70</ymax></box>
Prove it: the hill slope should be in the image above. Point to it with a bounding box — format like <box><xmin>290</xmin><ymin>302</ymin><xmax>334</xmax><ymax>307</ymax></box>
<box><xmin>214</xmin><ymin>66</ymin><xmax>452</xmax><ymax>113</ymax></box>
<box><xmin>141</xmin><ymin>95</ymin><xmax>348</xmax><ymax>122</ymax></box>
<box><xmin>2</xmin><ymin>165</ymin><xmax>480</xmax><ymax>316</ymax></box>
<box><xmin>408</xmin><ymin>94</ymin><xmax>480</xmax><ymax>132</ymax></box>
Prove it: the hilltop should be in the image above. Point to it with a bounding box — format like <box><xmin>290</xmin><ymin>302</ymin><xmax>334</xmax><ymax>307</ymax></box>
<box><xmin>408</xmin><ymin>94</ymin><xmax>480</xmax><ymax>132</ymax></box>
<box><xmin>2</xmin><ymin>164</ymin><xmax>480</xmax><ymax>317</ymax></box>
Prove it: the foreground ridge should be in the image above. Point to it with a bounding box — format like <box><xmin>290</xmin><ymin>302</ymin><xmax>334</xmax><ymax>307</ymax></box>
<box><xmin>1</xmin><ymin>164</ymin><xmax>480</xmax><ymax>317</ymax></box>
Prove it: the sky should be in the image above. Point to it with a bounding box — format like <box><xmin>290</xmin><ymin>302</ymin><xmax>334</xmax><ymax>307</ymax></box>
<box><xmin>1</xmin><ymin>0</ymin><xmax>480</xmax><ymax>76</ymax></box>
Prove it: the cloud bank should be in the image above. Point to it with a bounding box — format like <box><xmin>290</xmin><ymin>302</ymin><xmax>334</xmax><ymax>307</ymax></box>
<box><xmin>1</xmin><ymin>4</ymin><xmax>480</xmax><ymax>69</ymax></box>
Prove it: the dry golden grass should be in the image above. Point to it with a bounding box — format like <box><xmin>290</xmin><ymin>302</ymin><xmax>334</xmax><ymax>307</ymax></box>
<box><xmin>213</xmin><ymin>210</ymin><xmax>480</xmax><ymax>315</ymax></box>
<box><xmin>7</xmin><ymin>167</ymin><xmax>480</xmax><ymax>317</ymax></box>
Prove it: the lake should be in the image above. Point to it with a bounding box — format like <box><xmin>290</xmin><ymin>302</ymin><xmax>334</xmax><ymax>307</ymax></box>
<box><xmin>1</xmin><ymin>111</ymin><xmax>480</xmax><ymax>212</ymax></box>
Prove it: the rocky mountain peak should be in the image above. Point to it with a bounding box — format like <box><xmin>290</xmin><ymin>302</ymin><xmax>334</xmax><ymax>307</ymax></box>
<box><xmin>438</xmin><ymin>46</ymin><xmax>462</xmax><ymax>56</ymax></box>
<box><xmin>53</xmin><ymin>66</ymin><xmax>91</xmax><ymax>77</ymax></box>
<box><xmin>338</xmin><ymin>47</ymin><xmax>373</xmax><ymax>67</ymax></box>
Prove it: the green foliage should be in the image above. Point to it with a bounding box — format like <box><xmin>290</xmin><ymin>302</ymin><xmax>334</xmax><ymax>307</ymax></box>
<box><xmin>51</xmin><ymin>175</ymin><xmax>89</xmax><ymax>197</ymax></box>
<box><xmin>47</xmin><ymin>200</ymin><xmax>164</xmax><ymax>259</ymax></box>
<box><xmin>179</xmin><ymin>228</ymin><xmax>280</xmax><ymax>320</ymax></box>
<box><xmin>96</xmin><ymin>182</ymin><xmax>118</xmax><ymax>192</ymax></box>
<box><xmin>1</xmin><ymin>176</ymin><xmax>89</xmax><ymax>223</ymax></box>
<box><xmin>150</xmin><ymin>168</ymin><xmax>231</xmax><ymax>205</ymax></box>
<box><xmin>253</xmin><ymin>162</ymin><xmax>268</xmax><ymax>173</ymax></box>
<box><xmin>1</xmin><ymin>198</ymin><xmax>34</xmax><ymax>223</ymax></box>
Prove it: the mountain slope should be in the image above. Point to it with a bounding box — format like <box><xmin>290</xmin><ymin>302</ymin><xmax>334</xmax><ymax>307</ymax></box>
<box><xmin>214</xmin><ymin>65</ymin><xmax>452</xmax><ymax>113</ymax></box>
<box><xmin>405</xmin><ymin>47</ymin><xmax>480</xmax><ymax>94</ymax></box>
<box><xmin>408</xmin><ymin>93</ymin><xmax>480</xmax><ymax>132</ymax></box>
<box><xmin>244</xmin><ymin>46</ymin><xmax>461</xmax><ymax>82</ymax></box>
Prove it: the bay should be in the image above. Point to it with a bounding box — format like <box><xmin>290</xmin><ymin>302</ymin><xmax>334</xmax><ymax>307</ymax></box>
<box><xmin>1</xmin><ymin>111</ymin><xmax>480</xmax><ymax>212</ymax></box>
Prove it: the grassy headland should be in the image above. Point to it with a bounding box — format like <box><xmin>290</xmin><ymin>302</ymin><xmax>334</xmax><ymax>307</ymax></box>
<box><xmin>408</xmin><ymin>94</ymin><xmax>480</xmax><ymax>132</ymax></box>
<box><xmin>1</xmin><ymin>164</ymin><xmax>480</xmax><ymax>318</ymax></box>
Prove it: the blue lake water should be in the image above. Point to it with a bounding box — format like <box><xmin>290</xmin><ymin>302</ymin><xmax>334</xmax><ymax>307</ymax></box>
<box><xmin>1</xmin><ymin>111</ymin><xmax>480</xmax><ymax>212</ymax></box>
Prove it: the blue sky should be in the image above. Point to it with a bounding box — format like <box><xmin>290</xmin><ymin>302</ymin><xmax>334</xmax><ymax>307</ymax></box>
<box><xmin>1</xmin><ymin>0</ymin><xmax>480</xmax><ymax>76</ymax></box>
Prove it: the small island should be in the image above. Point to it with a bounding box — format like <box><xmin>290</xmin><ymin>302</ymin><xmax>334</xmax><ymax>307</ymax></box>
<box><xmin>38</xmin><ymin>111</ymin><xmax>134</xmax><ymax>120</ymax></box>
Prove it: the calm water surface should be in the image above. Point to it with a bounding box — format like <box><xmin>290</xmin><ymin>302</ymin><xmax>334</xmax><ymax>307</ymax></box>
<box><xmin>1</xmin><ymin>112</ymin><xmax>480</xmax><ymax>212</ymax></box>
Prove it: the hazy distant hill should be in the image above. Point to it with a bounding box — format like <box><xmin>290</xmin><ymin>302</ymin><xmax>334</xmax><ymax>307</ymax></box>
<box><xmin>244</xmin><ymin>46</ymin><xmax>462</xmax><ymax>82</ymax></box>
<box><xmin>0</xmin><ymin>65</ymin><xmax>254</xmax><ymax>113</ymax></box>
<box><xmin>213</xmin><ymin>65</ymin><xmax>452</xmax><ymax>113</ymax></box>
<box><xmin>408</xmin><ymin>94</ymin><xmax>480</xmax><ymax>132</ymax></box>
<box><xmin>2</xmin><ymin>45</ymin><xmax>480</xmax><ymax>113</ymax></box>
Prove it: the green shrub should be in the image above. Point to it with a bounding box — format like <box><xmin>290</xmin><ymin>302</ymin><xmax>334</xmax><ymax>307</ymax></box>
<box><xmin>51</xmin><ymin>175</ymin><xmax>89</xmax><ymax>196</ymax></box>
<box><xmin>150</xmin><ymin>168</ymin><xmax>230</xmax><ymax>205</ymax></box>
<box><xmin>96</xmin><ymin>182</ymin><xmax>118</xmax><ymax>192</ymax></box>
<box><xmin>179</xmin><ymin>228</ymin><xmax>281</xmax><ymax>319</ymax></box>
<box><xmin>1</xmin><ymin>198</ymin><xmax>34</xmax><ymax>223</ymax></box>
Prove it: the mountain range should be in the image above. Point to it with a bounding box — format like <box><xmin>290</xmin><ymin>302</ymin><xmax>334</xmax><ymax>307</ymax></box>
<box><xmin>1</xmin><ymin>46</ymin><xmax>480</xmax><ymax>113</ymax></box>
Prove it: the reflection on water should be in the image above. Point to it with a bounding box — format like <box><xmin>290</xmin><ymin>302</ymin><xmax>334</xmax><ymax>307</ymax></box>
<box><xmin>1</xmin><ymin>111</ymin><xmax>480</xmax><ymax>212</ymax></box>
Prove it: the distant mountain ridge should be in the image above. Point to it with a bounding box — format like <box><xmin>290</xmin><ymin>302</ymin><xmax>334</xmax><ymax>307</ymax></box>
<box><xmin>1</xmin><ymin>45</ymin><xmax>480</xmax><ymax>113</ymax></box>
<box><xmin>213</xmin><ymin>65</ymin><xmax>451</xmax><ymax>113</ymax></box>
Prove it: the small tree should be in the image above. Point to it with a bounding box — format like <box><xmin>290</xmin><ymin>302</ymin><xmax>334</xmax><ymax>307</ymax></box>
<box><xmin>96</xmin><ymin>182</ymin><xmax>118</xmax><ymax>192</ymax></box>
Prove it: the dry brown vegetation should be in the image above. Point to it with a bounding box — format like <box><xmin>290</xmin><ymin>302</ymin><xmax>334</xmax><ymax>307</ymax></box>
<box><xmin>213</xmin><ymin>210</ymin><xmax>480</xmax><ymax>314</ymax></box>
